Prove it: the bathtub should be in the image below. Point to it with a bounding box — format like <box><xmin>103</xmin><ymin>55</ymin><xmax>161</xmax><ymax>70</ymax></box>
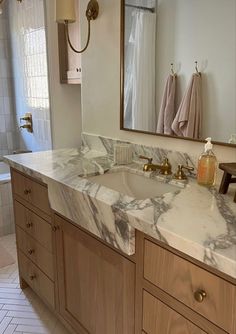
<box><xmin>0</xmin><ymin>162</ymin><xmax>15</xmax><ymax>236</ymax></box>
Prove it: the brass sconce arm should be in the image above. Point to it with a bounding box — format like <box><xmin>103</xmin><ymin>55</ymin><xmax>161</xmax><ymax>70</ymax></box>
<box><xmin>65</xmin><ymin>19</ymin><xmax>91</xmax><ymax>54</ymax></box>
<box><xmin>64</xmin><ymin>0</ymin><xmax>99</xmax><ymax>54</ymax></box>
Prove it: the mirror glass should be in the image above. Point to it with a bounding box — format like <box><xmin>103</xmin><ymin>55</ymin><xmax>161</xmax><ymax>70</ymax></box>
<box><xmin>121</xmin><ymin>0</ymin><xmax>236</xmax><ymax>145</ymax></box>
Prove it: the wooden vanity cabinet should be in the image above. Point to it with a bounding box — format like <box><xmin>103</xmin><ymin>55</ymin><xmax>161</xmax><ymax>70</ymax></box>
<box><xmin>143</xmin><ymin>291</ymin><xmax>207</xmax><ymax>334</ymax></box>
<box><xmin>138</xmin><ymin>233</ymin><xmax>236</xmax><ymax>334</ymax></box>
<box><xmin>54</xmin><ymin>214</ymin><xmax>135</xmax><ymax>334</ymax></box>
<box><xmin>11</xmin><ymin>169</ymin><xmax>55</xmax><ymax>310</ymax></box>
<box><xmin>143</xmin><ymin>239</ymin><xmax>236</xmax><ymax>332</ymax></box>
<box><xmin>10</xmin><ymin>169</ymin><xmax>236</xmax><ymax>334</ymax></box>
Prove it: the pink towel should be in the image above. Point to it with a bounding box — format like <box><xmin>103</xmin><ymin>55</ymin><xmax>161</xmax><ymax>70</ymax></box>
<box><xmin>172</xmin><ymin>74</ymin><xmax>202</xmax><ymax>139</ymax></box>
<box><xmin>156</xmin><ymin>74</ymin><xmax>176</xmax><ymax>135</ymax></box>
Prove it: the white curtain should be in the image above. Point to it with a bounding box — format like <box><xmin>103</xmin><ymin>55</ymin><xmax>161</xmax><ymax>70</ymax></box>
<box><xmin>124</xmin><ymin>9</ymin><xmax>156</xmax><ymax>132</ymax></box>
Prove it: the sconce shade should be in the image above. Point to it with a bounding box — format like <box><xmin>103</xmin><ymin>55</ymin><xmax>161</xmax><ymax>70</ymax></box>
<box><xmin>56</xmin><ymin>0</ymin><xmax>76</xmax><ymax>23</ymax></box>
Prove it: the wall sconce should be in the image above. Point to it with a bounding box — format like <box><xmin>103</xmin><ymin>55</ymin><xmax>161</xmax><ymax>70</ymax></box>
<box><xmin>56</xmin><ymin>0</ymin><xmax>99</xmax><ymax>54</ymax></box>
<box><xmin>0</xmin><ymin>0</ymin><xmax>22</xmax><ymax>15</ymax></box>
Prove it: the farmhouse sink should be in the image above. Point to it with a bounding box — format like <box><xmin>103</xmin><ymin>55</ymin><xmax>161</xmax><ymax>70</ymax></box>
<box><xmin>87</xmin><ymin>171</ymin><xmax>179</xmax><ymax>200</ymax></box>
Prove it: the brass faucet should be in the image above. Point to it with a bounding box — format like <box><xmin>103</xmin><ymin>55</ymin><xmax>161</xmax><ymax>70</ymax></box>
<box><xmin>20</xmin><ymin>115</ymin><xmax>31</xmax><ymax>122</ymax></box>
<box><xmin>139</xmin><ymin>156</ymin><xmax>172</xmax><ymax>175</ymax></box>
<box><xmin>20</xmin><ymin>124</ymin><xmax>33</xmax><ymax>132</ymax></box>
<box><xmin>19</xmin><ymin>113</ymin><xmax>33</xmax><ymax>133</ymax></box>
<box><xmin>174</xmin><ymin>164</ymin><xmax>194</xmax><ymax>180</ymax></box>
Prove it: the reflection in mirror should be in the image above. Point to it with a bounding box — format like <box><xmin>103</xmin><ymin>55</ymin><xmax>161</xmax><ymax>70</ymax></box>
<box><xmin>121</xmin><ymin>0</ymin><xmax>236</xmax><ymax>145</ymax></box>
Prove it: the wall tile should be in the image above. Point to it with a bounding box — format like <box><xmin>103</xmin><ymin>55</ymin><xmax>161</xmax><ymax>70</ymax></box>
<box><xmin>0</xmin><ymin>10</ymin><xmax>18</xmax><ymax>159</ymax></box>
<box><xmin>8</xmin><ymin>0</ymin><xmax>52</xmax><ymax>153</ymax></box>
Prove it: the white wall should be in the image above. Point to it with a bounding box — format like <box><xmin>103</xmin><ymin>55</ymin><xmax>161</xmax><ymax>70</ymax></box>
<box><xmin>156</xmin><ymin>0</ymin><xmax>236</xmax><ymax>143</ymax></box>
<box><xmin>81</xmin><ymin>0</ymin><xmax>236</xmax><ymax>162</ymax></box>
<box><xmin>44</xmin><ymin>0</ymin><xmax>82</xmax><ymax>149</ymax></box>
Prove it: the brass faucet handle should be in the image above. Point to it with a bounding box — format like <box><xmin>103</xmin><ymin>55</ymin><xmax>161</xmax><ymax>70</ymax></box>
<box><xmin>174</xmin><ymin>164</ymin><xmax>187</xmax><ymax>180</ymax></box>
<box><xmin>20</xmin><ymin>116</ymin><xmax>31</xmax><ymax>122</ymax></box>
<box><xmin>139</xmin><ymin>155</ymin><xmax>153</xmax><ymax>164</ymax></box>
<box><xmin>161</xmin><ymin>158</ymin><xmax>172</xmax><ymax>175</ymax></box>
<box><xmin>20</xmin><ymin>113</ymin><xmax>32</xmax><ymax>122</ymax></box>
<box><xmin>182</xmin><ymin>165</ymin><xmax>194</xmax><ymax>174</ymax></box>
<box><xmin>174</xmin><ymin>164</ymin><xmax>194</xmax><ymax>180</ymax></box>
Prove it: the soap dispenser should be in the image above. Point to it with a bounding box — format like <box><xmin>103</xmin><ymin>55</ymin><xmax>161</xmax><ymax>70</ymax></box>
<box><xmin>197</xmin><ymin>138</ymin><xmax>217</xmax><ymax>186</ymax></box>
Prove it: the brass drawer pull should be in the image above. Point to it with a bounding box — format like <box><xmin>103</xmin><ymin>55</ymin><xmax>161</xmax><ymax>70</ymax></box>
<box><xmin>28</xmin><ymin>249</ymin><xmax>35</xmax><ymax>255</ymax></box>
<box><xmin>26</xmin><ymin>221</ymin><xmax>33</xmax><ymax>228</ymax></box>
<box><xmin>194</xmin><ymin>289</ymin><xmax>207</xmax><ymax>303</ymax></box>
<box><xmin>52</xmin><ymin>225</ymin><xmax>59</xmax><ymax>232</ymax></box>
<box><xmin>29</xmin><ymin>274</ymin><xmax>36</xmax><ymax>281</ymax></box>
<box><xmin>24</xmin><ymin>189</ymin><xmax>31</xmax><ymax>195</ymax></box>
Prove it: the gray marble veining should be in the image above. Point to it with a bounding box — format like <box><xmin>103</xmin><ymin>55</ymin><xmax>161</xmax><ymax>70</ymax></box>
<box><xmin>4</xmin><ymin>136</ymin><xmax>236</xmax><ymax>279</ymax></box>
<box><xmin>82</xmin><ymin>133</ymin><xmax>198</xmax><ymax>175</ymax></box>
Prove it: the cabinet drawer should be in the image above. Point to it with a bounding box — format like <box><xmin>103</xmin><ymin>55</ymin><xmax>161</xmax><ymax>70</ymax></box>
<box><xmin>11</xmin><ymin>170</ymin><xmax>50</xmax><ymax>215</ymax></box>
<box><xmin>16</xmin><ymin>226</ymin><xmax>54</xmax><ymax>280</ymax></box>
<box><xmin>143</xmin><ymin>291</ymin><xmax>206</xmax><ymax>334</ymax></box>
<box><xmin>14</xmin><ymin>201</ymin><xmax>52</xmax><ymax>253</ymax></box>
<box><xmin>144</xmin><ymin>239</ymin><xmax>236</xmax><ymax>332</ymax></box>
<box><xmin>18</xmin><ymin>251</ymin><xmax>55</xmax><ymax>309</ymax></box>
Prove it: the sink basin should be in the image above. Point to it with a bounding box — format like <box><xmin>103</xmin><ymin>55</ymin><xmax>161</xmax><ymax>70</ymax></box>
<box><xmin>87</xmin><ymin>171</ymin><xmax>178</xmax><ymax>200</ymax></box>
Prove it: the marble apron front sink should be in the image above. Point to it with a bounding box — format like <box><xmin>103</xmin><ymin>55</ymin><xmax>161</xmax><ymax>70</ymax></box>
<box><xmin>87</xmin><ymin>171</ymin><xmax>178</xmax><ymax>200</ymax></box>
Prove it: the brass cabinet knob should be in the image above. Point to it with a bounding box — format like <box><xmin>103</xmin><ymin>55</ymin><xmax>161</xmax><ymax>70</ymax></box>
<box><xmin>26</xmin><ymin>221</ymin><xmax>33</xmax><ymax>228</ymax></box>
<box><xmin>24</xmin><ymin>189</ymin><xmax>31</xmax><ymax>195</ymax></box>
<box><xmin>28</xmin><ymin>249</ymin><xmax>35</xmax><ymax>255</ymax></box>
<box><xmin>52</xmin><ymin>225</ymin><xmax>59</xmax><ymax>232</ymax></box>
<box><xmin>194</xmin><ymin>289</ymin><xmax>207</xmax><ymax>303</ymax></box>
<box><xmin>29</xmin><ymin>274</ymin><xmax>36</xmax><ymax>281</ymax></box>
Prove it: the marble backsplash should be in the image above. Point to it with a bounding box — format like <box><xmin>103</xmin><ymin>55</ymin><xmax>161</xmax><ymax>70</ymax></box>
<box><xmin>81</xmin><ymin>133</ymin><xmax>198</xmax><ymax>177</ymax></box>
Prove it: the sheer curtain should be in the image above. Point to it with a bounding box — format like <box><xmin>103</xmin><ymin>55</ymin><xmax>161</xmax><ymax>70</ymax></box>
<box><xmin>124</xmin><ymin>9</ymin><xmax>156</xmax><ymax>132</ymax></box>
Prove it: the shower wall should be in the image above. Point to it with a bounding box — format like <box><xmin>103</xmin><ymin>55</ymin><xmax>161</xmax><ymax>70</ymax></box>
<box><xmin>8</xmin><ymin>0</ymin><xmax>52</xmax><ymax>152</ymax></box>
<box><xmin>0</xmin><ymin>8</ymin><xmax>18</xmax><ymax>159</ymax></box>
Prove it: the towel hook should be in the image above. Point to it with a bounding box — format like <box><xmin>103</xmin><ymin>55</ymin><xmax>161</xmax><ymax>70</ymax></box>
<box><xmin>170</xmin><ymin>63</ymin><xmax>176</xmax><ymax>76</ymax></box>
<box><xmin>195</xmin><ymin>61</ymin><xmax>201</xmax><ymax>76</ymax></box>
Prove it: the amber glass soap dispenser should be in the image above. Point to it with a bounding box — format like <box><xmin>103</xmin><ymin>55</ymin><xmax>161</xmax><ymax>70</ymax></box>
<box><xmin>197</xmin><ymin>138</ymin><xmax>217</xmax><ymax>186</ymax></box>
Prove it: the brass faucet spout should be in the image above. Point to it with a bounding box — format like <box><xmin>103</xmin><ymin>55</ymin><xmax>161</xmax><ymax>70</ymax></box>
<box><xmin>139</xmin><ymin>156</ymin><xmax>172</xmax><ymax>175</ymax></box>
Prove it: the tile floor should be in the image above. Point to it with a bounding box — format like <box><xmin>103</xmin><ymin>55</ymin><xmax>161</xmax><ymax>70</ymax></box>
<box><xmin>0</xmin><ymin>234</ymin><xmax>70</xmax><ymax>334</ymax></box>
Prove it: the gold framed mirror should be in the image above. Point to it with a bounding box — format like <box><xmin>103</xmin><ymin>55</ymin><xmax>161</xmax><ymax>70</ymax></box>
<box><xmin>120</xmin><ymin>0</ymin><xmax>236</xmax><ymax>148</ymax></box>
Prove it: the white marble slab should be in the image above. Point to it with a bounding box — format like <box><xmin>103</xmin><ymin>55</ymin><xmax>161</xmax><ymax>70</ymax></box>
<box><xmin>4</xmin><ymin>142</ymin><xmax>236</xmax><ymax>279</ymax></box>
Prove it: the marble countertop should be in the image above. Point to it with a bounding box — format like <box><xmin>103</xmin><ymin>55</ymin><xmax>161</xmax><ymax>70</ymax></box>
<box><xmin>4</xmin><ymin>148</ymin><xmax>236</xmax><ymax>280</ymax></box>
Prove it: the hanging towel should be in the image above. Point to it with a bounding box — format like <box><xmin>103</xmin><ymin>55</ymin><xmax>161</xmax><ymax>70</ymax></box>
<box><xmin>171</xmin><ymin>74</ymin><xmax>202</xmax><ymax>139</ymax></box>
<box><xmin>156</xmin><ymin>74</ymin><xmax>176</xmax><ymax>135</ymax></box>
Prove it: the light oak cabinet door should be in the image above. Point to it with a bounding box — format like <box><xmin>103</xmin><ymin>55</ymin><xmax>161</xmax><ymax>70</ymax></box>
<box><xmin>143</xmin><ymin>291</ymin><xmax>207</xmax><ymax>334</ymax></box>
<box><xmin>16</xmin><ymin>226</ymin><xmax>54</xmax><ymax>280</ymax></box>
<box><xmin>18</xmin><ymin>251</ymin><xmax>55</xmax><ymax>309</ymax></box>
<box><xmin>14</xmin><ymin>201</ymin><xmax>53</xmax><ymax>253</ymax></box>
<box><xmin>55</xmin><ymin>215</ymin><xmax>135</xmax><ymax>334</ymax></box>
<box><xmin>11</xmin><ymin>170</ymin><xmax>51</xmax><ymax>215</ymax></box>
<box><xmin>144</xmin><ymin>239</ymin><xmax>236</xmax><ymax>333</ymax></box>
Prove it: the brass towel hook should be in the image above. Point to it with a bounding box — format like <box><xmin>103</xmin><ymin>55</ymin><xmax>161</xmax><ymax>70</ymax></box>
<box><xmin>170</xmin><ymin>63</ymin><xmax>176</xmax><ymax>76</ymax></box>
<box><xmin>195</xmin><ymin>61</ymin><xmax>201</xmax><ymax>76</ymax></box>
